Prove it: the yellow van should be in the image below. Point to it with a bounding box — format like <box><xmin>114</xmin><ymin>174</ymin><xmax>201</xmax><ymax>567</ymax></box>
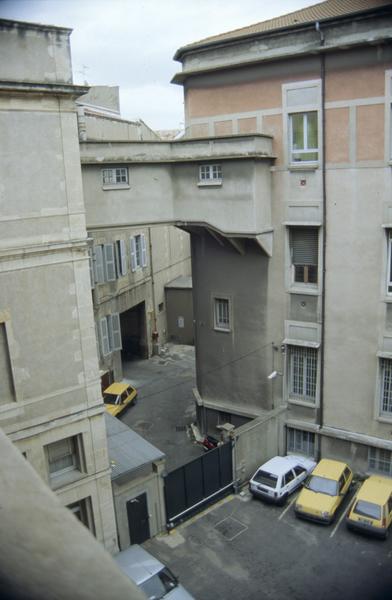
<box><xmin>295</xmin><ymin>458</ymin><xmax>353</xmax><ymax>524</ymax></box>
<box><xmin>346</xmin><ymin>475</ymin><xmax>392</xmax><ymax>539</ymax></box>
<box><xmin>103</xmin><ymin>382</ymin><xmax>137</xmax><ymax>417</ymax></box>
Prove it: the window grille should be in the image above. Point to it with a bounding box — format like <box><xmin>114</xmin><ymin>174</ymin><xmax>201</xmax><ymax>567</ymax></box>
<box><xmin>369</xmin><ymin>447</ymin><xmax>392</xmax><ymax>476</ymax></box>
<box><xmin>289</xmin><ymin>346</ymin><xmax>317</xmax><ymax>402</ymax></box>
<box><xmin>380</xmin><ymin>358</ymin><xmax>392</xmax><ymax>414</ymax></box>
<box><xmin>199</xmin><ymin>164</ymin><xmax>222</xmax><ymax>182</ymax></box>
<box><xmin>214</xmin><ymin>298</ymin><xmax>230</xmax><ymax>330</ymax></box>
<box><xmin>102</xmin><ymin>167</ymin><xmax>128</xmax><ymax>185</ymax></box>
<box><xmin>287</xmin><ymin>428</ymin><xmax>315</xmax><ymax>456</ymax></box>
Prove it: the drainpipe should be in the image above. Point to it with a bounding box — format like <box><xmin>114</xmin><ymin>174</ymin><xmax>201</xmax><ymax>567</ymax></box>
<box><xmin>148</xmin><ymin>227</ymin><xmax>159</xmax><ymax>355</ymax></box>
<box><xmin>317</xmin><ymin>22</ymin><xmax>326</xmax><ymax>455</ymax></box>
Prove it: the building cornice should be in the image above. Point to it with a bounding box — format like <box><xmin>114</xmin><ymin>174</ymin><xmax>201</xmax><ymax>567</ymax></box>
<box><xmin>0</xmin><ymin>81</ymin><xmax>89</xmax><ymax>99</ymax></box>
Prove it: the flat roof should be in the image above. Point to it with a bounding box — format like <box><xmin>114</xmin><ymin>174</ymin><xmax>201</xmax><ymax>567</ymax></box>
<box><xmin>105</xmin><ymin>413</ymin><xmax>164</xmax><ymax>480</ymax></box>
<box><xmin>165</xmin><ymin>275</ymin><xmax>193</xmax><ymax>290</ymax></box>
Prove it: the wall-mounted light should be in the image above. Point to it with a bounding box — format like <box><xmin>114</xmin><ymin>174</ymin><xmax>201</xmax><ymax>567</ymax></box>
<box><xmin>267</xmin><ymin>370</ymin><xmax>283</xmax><ymax>380</ymax></box>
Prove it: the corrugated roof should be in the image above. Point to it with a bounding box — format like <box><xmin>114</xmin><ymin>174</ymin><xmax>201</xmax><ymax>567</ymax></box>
<box><xmin>176</xmin><ymin>0</ymin><xmax>392</xmax><ymax>57</ymax></box>
<box><xmin>105</xmin><ymin>413</ymin><xmax>164</xmax><ymax>480</ymax></box>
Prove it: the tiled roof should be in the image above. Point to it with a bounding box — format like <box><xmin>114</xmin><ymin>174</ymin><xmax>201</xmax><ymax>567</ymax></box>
<box><xmin>176</xmin><ymin>0</ymin><xmax>392</xmax><ymax>56</ymax></box>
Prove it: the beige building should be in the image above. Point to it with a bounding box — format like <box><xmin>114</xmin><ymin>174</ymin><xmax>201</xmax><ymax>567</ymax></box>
<box><xmin>0</xmin><ymin>20</ymin><xmax>118</xmax><ymax>552</ymax></box>
<box><xmin>171</xmin><ymin>0</ymin><xmax>392</xmax><ymax>476</ymax></box>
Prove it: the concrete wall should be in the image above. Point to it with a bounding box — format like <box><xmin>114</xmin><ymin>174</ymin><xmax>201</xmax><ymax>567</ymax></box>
<box><xmin>179</xmin><ymin>13</ymin><xmax>392</xmax><ymax>469</ymax></box>
<box><xmin>0</xmin><ymin>19</ymin><xmax>118</xmax><ymax>552</ymax></box>
<box><xmin>112</xmin><ymin>461</ymin><xmax>166</xmax><ymax>550</ymax></box>
<box><xmin>165</xmin><ymin>287</ymin><xmax>194</xmax><ymax>345</ymax></box>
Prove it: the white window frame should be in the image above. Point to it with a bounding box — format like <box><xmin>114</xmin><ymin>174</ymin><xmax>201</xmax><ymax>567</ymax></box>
<box><xmin>287</xmin><ymin>427</ymin><xmax>315</xmax><ymax>457</ymax></box>
<box><xmin>282</xmin><ymin>79</ymin><xmax>321</xmax><ymax>168</ymax></box>
<box><xmin>213</xmin><ymin>297</ymin><xmax>231</xmax><ymax>332</ymax></box>
<box><xmin>289</xmin><ymin>111</ymin><xmax>319</xmax><ymax>164</ymax></box>
<box><xmin>93</xmin><ymin>245</ymin><xmax>105</xmax><ymax>284</ymax></box>
<box><xmin>198</xmin><ymin>164</ymin><xmax>222</xmax><ymax>186</ymax></box>
<box><xmin>99</xmin><ymin>314</ymin><xmax>122</xmax><ymax>356</ymax></box>
<box><xmin>130</xmin><ymin>234</ymin><xmax>147</xmax><ymax>272</ymax></box>
<box><xmin>289</xmin><ymin>227</ymin><xmax>319</xmax><ymax>287</ymax></box>
<box><xmin>379</xmin><ymin>357</ymin><xmax>392</xmax><ymax>416</ymax></box>
<box><xmin>288</xmin><ymin>345</ymin><xmax>318</xmax><ymax>404</ymax></box>
<box><xmin>101</xmin><ymin>167</ymin><xmax>129</xmax><ymax>188</ymax></box>
<box><xmin>46</xmin><ymin>435</ymin><xmax>85</xmax><ymax>488</ymax></box>
<box><xmin>368</xmin><ymin>446</ymin><xmax>392</xmax><ymax>477</ymax></box>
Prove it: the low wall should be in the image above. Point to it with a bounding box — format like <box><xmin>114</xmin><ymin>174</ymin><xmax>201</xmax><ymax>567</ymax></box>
<box><xmin>232</xmin><ymin>406</ymin><xmax>286</xmax><ymax>486</ymax></box>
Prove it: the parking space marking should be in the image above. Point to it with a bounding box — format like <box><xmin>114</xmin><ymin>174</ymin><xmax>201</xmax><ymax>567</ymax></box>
<box><xmin>330</xmin><ymin>504</ymin><xmax>349</xmax><ymax>538</ymax></box>
<box><xmin>278</xmin><ymin>493</ymin><xmax>298</xmax><ymax>521</ymax></box>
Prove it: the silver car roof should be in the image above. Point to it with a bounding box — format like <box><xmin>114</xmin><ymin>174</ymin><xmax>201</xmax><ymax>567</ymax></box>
<box><xmin>114</xmin><ymin>544</ymin><xmax>163</xmax><ymax>585</ymax></box>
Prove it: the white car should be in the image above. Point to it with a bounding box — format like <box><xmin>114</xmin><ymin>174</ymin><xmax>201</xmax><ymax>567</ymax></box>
<box><xmin>114</xmin><ymin>544</ymin><xmax>195</xmax><ymax>600</ymax></box>
<box><xmin>249</xmin><ymin>455</ymin><xmax>316</xmax><ymax>506</ymax></box>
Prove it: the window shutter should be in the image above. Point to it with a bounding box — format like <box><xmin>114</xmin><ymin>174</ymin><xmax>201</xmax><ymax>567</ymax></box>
<box><xmin>109</xmin><ymin>313</ymin><xmax>122</xmax><ymax>351</ymax></box>
<box><xmin>290</xmin><ymin>228</ymin><xmax>318</xmax><ymax>265</ymax></box>
<box><xmin>141</xmin><ymin>234</ymin><xmax>147</xmax><ymax>268</ymax></box>
<box><xmin>94</xmin><ymin>245</ymin><xmax>105</xmax><ymax>284</ymax></box>
<box><xmin>100</xmin><ymin>317</ymin><xmax>110</xmax><ymax>356</ymax></box>
<box><xmin>120</xmin><ymin>239</ymin><xmax>128</xmax><ymax>275</ymax></box>
<box><xmin>88</xmin><ymin>248</ymin><xmax>95</xmax><ymax>289</ymax></box>
<box><xmin>104</xmin><ymin>244</ymin><xmax>116</xmax><ymax>281</ymax></box>
<box><xmin>130</xmin><ymin>236</ymin><xmax>137</xmax><ymax>272</ymax></box>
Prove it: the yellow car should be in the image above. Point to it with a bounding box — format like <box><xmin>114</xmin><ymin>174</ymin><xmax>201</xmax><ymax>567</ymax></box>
<box><xmin>103</xmin><ymin>382</ymin><xmax>137</xmax><ymax>417</ymax></box>
<box><xmin>294</xmin><ymin>458</ymin><xmax>353</xmax><ymax>524</ymax></box>
<box><xmin>346</xmin><ymin>475</ymin><xmax>392</xmax><ymax>539</ymax></box>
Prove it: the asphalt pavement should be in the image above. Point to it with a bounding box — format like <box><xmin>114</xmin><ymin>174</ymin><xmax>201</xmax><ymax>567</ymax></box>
<box><xmin>121</xmin><ymin>343</ymin><xmax>204</xmax><ymax>470</ymax></box>
<box><xmin>144</xmin><ymin>488</ymin><xmax>392</xmax><ymax>600</ymax></box>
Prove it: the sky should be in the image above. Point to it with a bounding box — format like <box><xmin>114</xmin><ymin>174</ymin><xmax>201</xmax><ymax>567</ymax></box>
<box><xmin>0</xmin><ymin>0</ymin><xmax>315</xmax><ymax>130</ymax></box>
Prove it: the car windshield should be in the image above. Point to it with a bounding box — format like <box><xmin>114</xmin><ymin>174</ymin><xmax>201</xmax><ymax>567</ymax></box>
<box><xmin>103</xmin><ymin>393</ymin><xmax>120</xmax><ymax>405</ymax></box>
<box><xmin>253</xmin><ymin>470</ymin><xmax>278</xmax><ymax>489</ymax></box>
<box><xmin>305</xmin><ymin>475</ymin><xmax>338</xmax><ymax>496</ymax></box>
<box><xmin>353</xmin><ymin>500</ymin><xmax>381</xmax><ymax>520</ymax></box>
<box><xmin>140</xmin><ymin>567</ymin><xmax>178</xmax><ymax>600</ymax></box>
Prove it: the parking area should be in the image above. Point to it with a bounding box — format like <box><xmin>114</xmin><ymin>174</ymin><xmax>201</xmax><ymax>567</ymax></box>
<box><xmin>121</xmin><ymin>344</ymin><xmax>204</xmax><ymax>470</ymax></box>
<box><xmin>144</xmin><ymin>486</ymin><xmax>392</xmax><ymax>600</ymax></box>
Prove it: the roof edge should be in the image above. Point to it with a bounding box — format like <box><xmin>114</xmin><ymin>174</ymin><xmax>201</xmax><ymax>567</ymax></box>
<box><xmin>0</xmin><ymin>18</ymin><xmax>72</xmax><ymax>34</ymax></box>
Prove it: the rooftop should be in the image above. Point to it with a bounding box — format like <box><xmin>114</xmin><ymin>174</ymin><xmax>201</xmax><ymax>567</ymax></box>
<box><xmin>105</xmin><ymin>413</ymin><xmax>164</xmax><ymax>480</ymax></box>
<box><xmin>174</xmin><ymin>0</ymin><xmax>392</xmax><ymax>59</ymax></box>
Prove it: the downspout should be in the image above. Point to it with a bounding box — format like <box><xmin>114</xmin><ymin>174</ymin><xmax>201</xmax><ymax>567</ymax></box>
<box><xmin>317</xmin><ymin>22</ymin><xmax>326</xmax><ymax>453</ymax></box>
<box><xmin>148</xmin><ymin>227</ymin><xmax>159</xmax><ymax>355</ymax></box>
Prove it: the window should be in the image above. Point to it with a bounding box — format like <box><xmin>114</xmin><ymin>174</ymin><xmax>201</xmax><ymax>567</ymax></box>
<box><xmin>288</xmin><ymin>346</ymin><xmax>317</xmax><ymax>402</ymax></box>
<box><xmin>130</xmin><ymin>234</ymin><xmax>147</xmax><ymax>271</ymax></box>
<box><xmin>198</xmin><ymin>164</ymin><xmax>222</xmax><ymax>185</ymax></box>
<box><xmin>68</xmin><ymin>497</ymin><xmax>95</xmax><ymax>534</ymax></box>
<box><xmin>290</xmin><ymin>227</ymin><xmax>318</xmax><ymax>285</ymax></box>
<box><xmin>101</xmin><ymin>167</ymin><xmax>128</xmax><ymax>186</ymax></box>
<box><xmin>92</xmin><ymin>244</ymin><xmax>116</xmax><ymax>284</ymax></box>
<box><xmin>380</xmin><ymin>358</ymin><xmax>392</xmax><ymax>415</ymax></box>
<box><xmin>287</xmin><ymin>428</ymin><xmax>315</xmax><ymax>456</ymax></box>
<box><xmin>369</xmin><ymin>447</ymin><xmax>392</xmax><ymax>476</ymax></box>
<box><xmin>387</xmin><ymin>231</ymin><xmax>392</xmax><ymax>294</ymax></box>
<box><xmin>289</xmin><ymin>111</ymin><xmax>318</xmax><ymax>163</ymax></box>
<box><xmin>46</xmin><ymin>436</ymin><xmax>84</xmax><ymax>487</ymax></box>
<box><xmin>0</xmin><ymin>321</ymin><xmax>15</xmax><ymax>404</ymax></box>
<box><xmin>99</xmin><ymin>314</ymin><xmax>122</xmax><ymax>356</ymax></box>
<box><xmin>214</xmin><ymin>297</ymin><xmax>230</xmax><ymax>331</ymax></box>
<box><xmin>116</xmin><ymin>240</ymin><xmax>128</xmax><ymax>277</ymax></box>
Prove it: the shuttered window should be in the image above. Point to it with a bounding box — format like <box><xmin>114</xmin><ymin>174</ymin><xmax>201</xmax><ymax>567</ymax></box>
<box><xmin>99</xmin><ymin>314</ymin><xmax>122</xmax><ymax>356</ymax></box>
<box><xmin>103</xmin><ymin>244</ymin><xmax>116</xmax><ymax>281</ymax></box>
<box><xmin>130</xmin><ymin>234</ymin><xmax>147</xmax><ymax>271</ymax></box>
<box><xmin>116</xmin><ymin>240</ymin><xmax>128</xmax><ymax>277</ymax></box>
<box><xmin>290</xmin><ymin>228</ymin><xmax>318</xmax><ymax>284</ymax></box>
<box><xmin>93</xmin><ymin>245</ymin><xmax>105</xmax><ymax>284</ymax></box>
